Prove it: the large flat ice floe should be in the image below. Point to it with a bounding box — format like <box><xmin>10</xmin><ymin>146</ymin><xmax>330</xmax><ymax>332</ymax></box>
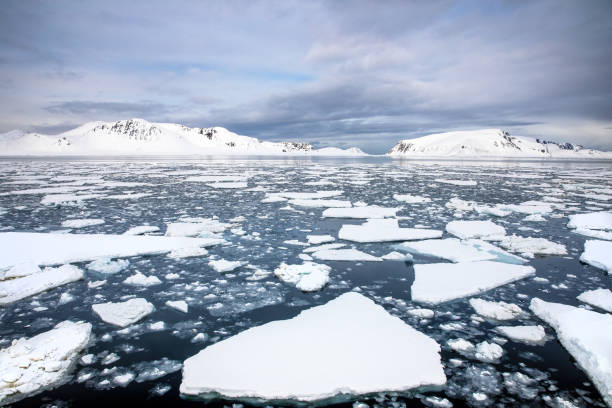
<box><xmin>445</xmin><ymin>220</ymin><xmax>506</xmax><ymax>240</ymax></box>
<box><xmin>338</xmin><ymin>219</ymin><xmax>442</xmax><ymax>243</ymax></box>
<box><xmin>580</xmin><ymin>240</ymin><xmax>612</xmax><ymax>273</ymax></box>
<box><xmin>0</xmin><ymin>264</ymin><xmax>83</xmax><ymax>305</ymax></box>
<box><xmin>0</xmin><ymin>232</ymin><xmax>223</xmax><ymax>270</ymax></box>
<box><xmin>397</xmin><ymin>238</ymin><xmax>524</xmax><ymax>264</ymax></box>
<box><xmin>180</xmin><ymin>292</ymin><xmax>446</xmax><ymax>403</ymax></box>
<box><xmin>577</xmin><ymin>288</ymin><xmax>612</xmax><ymax>312</ymax></box>
<box><xmin>567</xmin><ymin>211</ymin><xmax>612</xmax><ymax>230</ymax></box>
<box><xmin>92</xmin><ymin>298</ymin><xmax>155</xmax><ymax>327</ymax></box>
<box><xmin>411</xmin><ymin>261</ymin><xmax>535</xmax><ymax>304</ymax></box>
<box><xmin>0</xmin><ymin>321</ymin><xmax>92</xmax><ymax>405</ymax></box>
<box><xmin>322</xmin><ymin>206</ymin><xmax>400</xmax><ymax>219</ymax></box>
<box><xmin>530</xmin><ymin>298</ymin><xmax>612</xmax><ymax>406</ymax></box>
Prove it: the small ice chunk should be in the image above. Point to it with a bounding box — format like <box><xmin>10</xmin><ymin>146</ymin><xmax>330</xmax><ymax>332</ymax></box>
<box><xmin>495</xmin><ymin>325</ymin><xmax>546</xmax><ymax>344</ymax></box>
<box><xmin>445</xmin><ymin>220</ymin><xmax>506</xmax><ymax>240</ymax></box>
<box><xmin>273</xmin><ymin>262</ymin><xmax>331</xmax><ymax>292</ymax></box>
<box><xmin>87</xmin><ymin>257</ymin><xmax>130</xmax><ymax>275</ymax></box>
<box><xmin>580</xmin><ymin>240</ymin><xmax>612</xmax><ymax>273</ymax></box>
<box><xmin>411</xmin><ymin>261</ymin><xmax>535</xmax><ymax>305</ymax></box>
<box><xmin>577</xmin><ymin>288</ymin><xmax>612</xmax><ymax>312</ymax></box>
<box><xmin>166</xmin><ymin>300</ymin><xmax>189</xmax><ymax>313</ymax></box>
<box><xmin>339</xmin><ymin>219</ymin><xmax>442</xmax><ymax>243</ymax></box>
<box><xmin>393</xmin><ymin>194</ymin><xmax>431</xmax><ymax>204</ymax></box>
<box><xmin>306</xmin><ymin>235</ymin><xmax>335</xmax><ymax>245</ymax></box>
<box><xmin>180</xmin><ymin>292</ymin><xmax>446</xmax><ymax>402</ymax></box>
<box><xmin>448</xmin><ymin>338</ymin><xmax>474</xmax><ymax>353</ymax></box>
<box><xmin>167</xmin><ymin>246</ymin><xmax>208</xmax><ymax>259</ymax></box>
<box><xmin>469</xmin><ymin>298</ymin><xmax>523</xmax><ymax>321</ymax></box>
<box><xmin>381</xmin><ymin>251</ymin><xmax>413</xmax><ymax>261</ymax></box>
<box><xmin>165</xmin><ymin>219</ymin><xmax>229</xmax><ymax>237</ymax></box>
<box><xmin>530</xmin><ymin>298</ymin><xmax>612</xmax><ymax>406</ymax></box>
<box><xmin>474</xmin><ymin>341</ymin><xmax>503</xmax><ymax>363</ymax></box>
<box><xmin>123</xmin><ymin>271</ymin><xmax>161</xmax><ymax>286</ymax></box>
<box><xmin>322</xmin><ymin>206</ymin><xmax>400</xmax><ymax>219</ymax></box>
<box><xmin>92</xmin><ymin>298</ymin><xmax>155</xmax><ymax>327</ymax></box>
<box><xmin>61</xmin><ymin>218</ymin><xmax>105</xmax><ymax>228</ymax></box>
<box><xmin>290</xmin><ymin>199</ymin><xmax>352</xmax><ymax>208</ymax></box>
<box><xmin>311</xmin><ymin>248</ymin><xmax>381</xmax><ymax>262</ymax></box>
<box><xmin>122</xmin><ymin>225</ymin><xmax>160</xmax><ymax>235</ymax></box>
<box><xmin>407</xmin><ymin>308</ymin><xmax>434</xmax><ymax>319</ymax></box>
<box><xmin>113</xmin><ymin>372</ymin><xmax>135</xmax><ymax>386</ymax></box>
<box><xmin>435</xmin><ymin>179</ymin><xmax>477</xmax><ymax>186</ymax></box>
<box><xmin>0</xmin><ymin>264</ymin><xmax>83</xmax><ymax>305</ymax></box>
<box><xmin>499</xmin><ymin>235</ymin><xmax>567</xmax><ymax>256</ymax></box>
<box><xmin>209</xmin><ymin>259</ymin><xmax>244</xmax><ymax>273</ymax></box>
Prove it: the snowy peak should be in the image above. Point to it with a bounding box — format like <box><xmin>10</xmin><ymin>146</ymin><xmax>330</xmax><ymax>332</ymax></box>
<box><xmin>387</xmin><ymin>129</ymin><xmax>611</xmax><ymax>158</ymax></box>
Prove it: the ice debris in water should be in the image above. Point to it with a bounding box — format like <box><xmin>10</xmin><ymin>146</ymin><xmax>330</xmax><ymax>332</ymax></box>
<box><xmin>208</xmin><ymin>259</ymin><xmax>244</xmax><ymax>273</ymax></box>
<box><xmin>579</xmin><ymin>240</ymin><xmax>612</xmax><ymax>273</ymax></box>
<box><xmin>180</xmin><ymin>292</ymin><xmax>446</xmax><ymax>402</ymax></box>
<box><xmin>86</xmin><ymin>258</ymin><xmax>130</xmax><ymax>275</ymax></box>
<box><xmin>396</xmin><ymin>238</ymin><xmax>525</xmax><ymax>264</ymax></box>
<box><xmin>61</xmin><ymin>218</ymin><xmax>105</xmax><ymax>228</ymax></box>
<box><xmin>495</xmin><ymin>325</ymin><xmax>546</xmax><ymax>345</ymax></box>
<box><xmin>123</xmin><ymin>271</ymin><xmax>161</xmax><ymax>286</ymax></box>
<box><xmin>0</xmin><ymin>321</ymin><xmax>92</xmax><ymax>405</ymax></box>
<box><xmin>339</xmin><ymin>218</ymin><xmax>442</xmax><ymax>243</ymax></box>
<box><xmin>322</xmin><ymin>206</ymin><xmax>400</xmax><ymax>219</ymax></box>
<box><xmin>469</xmin><ymin>298</ymin><xmax>523</xmax><ymax>321</ymax></box>
<box><xmin>445</xmin><ymin>220</ymin><xmax>506</xmax><ymax>240</ymax></box>
<box><xmin>274</xmin><ymin>262</ymin><xmax>331</xmax><ymax>292</ymax></box>
<box><xmin>166</xmin><ymin>300</ymin><xmax>188</xmax><ymax>313</ymax></box>
<box><xmin>92</xmin><ymin>298</ymin><xmax>155</xmax><ymax>327</ymax></box>
<box><xmin>311</xmin><ymin>248</ymin><xmax>381</xmax><ymax>262</ymax></box>
<box><xmin>0</xmin><ymin>264</ymin><xmax>83</xmax><ymax>305</ymax></box>
<box><xmin>498</xmin><ymin>235</ymin><xmax>567</xmax><ymax>257</ymax></box>
<box><xmin>122</xmin><ymin>225</ymin><xmax>160</xmax><ymax>235</ymax></box>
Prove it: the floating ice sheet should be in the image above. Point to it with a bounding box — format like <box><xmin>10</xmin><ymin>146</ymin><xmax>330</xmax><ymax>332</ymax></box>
<box><xmin>339</xmin><ymin>219</ymin><xmax>442</xmax><ymax>243</ymax></box>
<box><xmin>322</xmin><ymin>206</ymin><xmax>400</xmax><ymax>219</ymax></box>
<box><xmin>445</xmin><ymin>220</ymin><xmax>506</xmax><ymax>240</ymax></box>
<box><xmin>311</xmin><ymin>248</ymin><xmax>381</xmax><ymax>262</ymax></box>
<box><xmin>0</xmin><ymin>264</ymin><xmax>83</xmax><ymax>305</ymax></box>
<box><xmin>397</xmin><ymin>238</ymin><xmax>525</xmax><ymax>264</ymax></box>
<box><xmin>580</xmin><ymin>240</ymin><xmax>612</xmax><ymax>273</ymax></box>
<box><xmin>92</xmin><ymin>298</ymin><xmax>155</xmax><ymax>327</ymax></box>
<box><xmin>577</xmin><ymin>288</ymin><xmax>612</xmax><ymax>312</ymax></box>
<box><xmin>567</xmin><ymin>211</ymin><xmax>612</xmax><ymax>230</ymax></box>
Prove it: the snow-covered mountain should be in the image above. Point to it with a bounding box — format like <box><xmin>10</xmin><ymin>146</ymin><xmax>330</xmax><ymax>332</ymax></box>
<box><xmin>0</xmin><ymin>118</ymin><xmax>366</xmax><ymax>156</ymax></box>
<box><xmin>387</xmin><ymin>129</ymin><xmax>612</xmax><ymax>159</ymax></box>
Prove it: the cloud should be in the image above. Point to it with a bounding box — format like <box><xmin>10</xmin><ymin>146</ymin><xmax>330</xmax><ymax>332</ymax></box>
<box><xmin>45</xmin><ymin>100</ymin><xmax>175</xmax><ymax>118</ymax></box>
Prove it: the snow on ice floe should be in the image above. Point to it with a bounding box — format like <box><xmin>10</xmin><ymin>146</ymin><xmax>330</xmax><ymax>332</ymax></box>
<box><xmin>306</xmin><ymin>234</ymin><xmax>335</xmax><ymax>245</ymax></box>
<box><xmin>61</xmin><ymin>218</ymin><xmax>105</xmax><ymax>228</ymax></box>
<box><xmin>0</xmin><ymin>264</ymin><xmax>83</xmax><ymax>305</ymax></box>
<box><xmin>411</xmin><ymin>261</ymin><xmax>535</xmax><ymax>305</ymax></box>
<box><xmin>382</xmin><ymin>251</ymin><xmax>413</xmax><ymax>261</ymax></box>
<box><xmin>92</xmin><ymin>298</ymin><xmax>155</xmax><ymax>327</ymax></box>
<box><xmin>289</xmin><ymin>199</ymin><xmax>352</xmax><ymax>208</ymax></box>
<box><xmin>498</xmin><ymin>235</ymin><xmax>567</xmax><ymax>257</ymax></box>
<box><xmin>209</xmin><ymin>259</ymin><xmax>244</xmax><ymax>273</ymax></box>
<box><xmin>322</xmin><ymin>206</ymin><xmax>400</xmax><ymax>219</ymax></box>
<box><xmin>206</xmin><ymin>182</ymin><xmax>248</xmax><ymax>189</ymax></box>
<box><xmin>530</xmin><ymin>298</ymin><xmax>612</xmax><ymax>406</ymax></box>
<box><xmin>393</xmin><ymin>194</ymin><xmax>431</xmax><ymax>204</ymax></box>
<box><xmin>396</xmin><ymin>238</ymin><xmax>525</xmax><ymax>264</ymax></box>
<box><xmin>122</xmin><ymin>225</ymin><xmax>160</xmax><ymax>235</ymax></box>
<box><xmin>302</xmin><ymin>243</ymin><xmax>346</xmax><ymax>253</ymax></box>
<box><xmin>123</xmin><ymin>271</ymin><xmax>162</xmax><ymax>286</ymax></box>
<box><xmin>86</xmin><ymin>258</ymin><xmax>129</xmax><ymax>275</ymax></box>
<box><xmin>445</xmin><ymin>220</ymin><xmax>506</xmax><ymax>240</ymax></box>
<box><xmin>577</xmin><ymin>288</ymin><xmax>612</xmax><ymax>312</ymax></box>
<box><xmin>0</xmin><ymin>321</ymin><xmax>91</xmax><ymax>405</ymax></box>
<box><xmin>579</xmin><ymin>240</ymin><xmax>612</xmax><ymax>273</ymax></box>
<box><xmin>0</xmin><ymin>232</ymin><xmax>223</xmax><ymax>270</ymax></box>
<box><xmin>339</xmin><ymin>219</ymin><xmax>442</xmax><ymax>243</ymax></box>
<box><xmin>469</xmin><ymin>298</ymin><xmax>524</xmax><ymax>321</ymax></box>
<box><xmin>311</xmin><ymin>248</ymin><xmax>381</xmax><ymax>262</ymax></box>
<box><xmin>495</xmin><ymin>325</ymin><xmax>546</xmax><ymax>345</ymax></box>
<box><xmin>273</xmin><ymin>262</ymin><xmax>331</xmax><ymax>292</ymax></box>
<box><xmin>567</xmin><ymin>211</ymin><xmax>612</xmax><ymax>230</ymax></box>
<box><xmin>166</xmin><ymin>300</ymin><xmax>188</xmax><ymax>313</ymax></box>
<box><xmin>167</xmin><ymin>246</ymin><xmax>208</xmax><ymax>259</ymax></box>
<box><xmin>164</xmin><ymin>218</ymin><xmax>229</xmax><ymax>237</ymax></box>
<box><xmin>180</xmin><ymin>292</ymin><xmax>446</xmax><ymax>402</ymax></box>
<box><xmin>434</xmin><ymin>179</ymin><xmax>477</xmax><ymax>186</ymax></box>
<box><xmin>264</xmin><ymin>191</ymin><xmax>343</xmax><ymax>201</ymax></box>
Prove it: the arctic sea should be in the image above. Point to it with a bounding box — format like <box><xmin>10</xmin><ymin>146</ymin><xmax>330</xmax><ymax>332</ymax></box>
<box><xmin>0</xmin><ymin>156</ymin><xmax>610</xmax><ymax>408</ymax></box>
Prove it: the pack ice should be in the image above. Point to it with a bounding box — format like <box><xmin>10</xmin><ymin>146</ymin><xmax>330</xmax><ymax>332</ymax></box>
<box><xmin>530</xmin><ymin>298</ymin><xmax>612</xmax><ymax>407</ymax></box>
<box><xmin>0</xmin><ymin>264</ymin><xmax>83</xmax><ymax>305</ymax></box>
<box><xmin>580</xmin><ymin>240</ymin><xmax>612</xmax><ymax>273</ymax></box>
<box><xmin>0</xmin><ymin>321</ymin><xmax>91</xmax><ymax>405</ymax></box>
<box><xmin>180</xmin><ymin>292</ymin><xmax>445</xmax><ymax>403</ymax></box>
<box><xmin>445</xmin><ymin>220</ymin><xmax>506</xmax><ymax>240</ymax></box>
<box><xmin>92</xmin><ymin>298</ymin><xmax>155</xmax><ymax>327</ymax></box>
<box><xmin>397</xmin><ymin>238</ymin><xmax>525</xmax><ymax>264</ymax></box>
<box><xmin>338</xmin><ymin>219</ymin><xmax>442</xmax><ymax>243</ymax></box>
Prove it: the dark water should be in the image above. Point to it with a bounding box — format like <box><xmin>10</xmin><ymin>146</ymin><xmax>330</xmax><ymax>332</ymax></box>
<box><xmin>0</xmin><ymin>156</ymin><xmax>610</xmax><ymax>408</ymax></box>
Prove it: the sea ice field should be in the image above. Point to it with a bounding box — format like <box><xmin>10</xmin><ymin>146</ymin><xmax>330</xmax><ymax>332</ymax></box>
<box><xmin>0</xmin><ymin>156</ymin><xmax>611</xmax><ymax>408</ymax></box>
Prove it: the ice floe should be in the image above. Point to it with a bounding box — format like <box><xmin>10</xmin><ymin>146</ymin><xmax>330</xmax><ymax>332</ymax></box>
<box><xmin>435</xmin><ymin>179</ymin><xmax>477</xmax><ymax>186</ymax></box>
<box><xmin>290</xmin><ymin>199</ymin><xmax>352</xmax><ymax>208</ymax></box>
<box><xmin>123</xmin><ymin>271</ymin><xmax>162</xmax><ymax>286</ymax></box>
<box><xmin>86</xmin><ymin>258</ymin><xmax>130</xmax><ymax>275</ymax></box>
<box><xmin>166</xmin><ymin>300</ymin><xmax>189</xmax><ymax>313</ymax></box>
<box><xmin>61</xmin><ymin>218</ymin><xmax>105</xmax><ymax>228</ymax></box>
<box><xmin>411</xmin><ymin>261</ymin><xmax>535</xmax><ymax>304</ymax></box>
<box><xmin>306</xmin><ymin>234</ymin><xmax>335</xmax><ymax>245</ymax></box>
<box><xmin>273</xmin><ymin>262</ymin><xmax>331</xmax><ymax>292</ymax></box>
<box><xmin>567</xmin><ymin>211</ymin><xmax>612</xmax><ymax>230</ymax></box>
<box><xmin>397</xmin><ymin>238</ymin><xmax>525</xmax><ymax>264</ymax></box>
<box><xmin>0</xmin><ymin>264</ymin><xmax>83</xmax><ymax>305</ymax></box>
<box><xmin>180</xmin><ymin>292</ymin><xmax>446</xmax><ymax>402</ymax></box>
<box><xmin>92</xmin><ymin>298</ymin><xmax>155</xmax><ymax>327</ymax></box>
<box><xmin>322</xmin><ymin>206</ymin><xmax>400</xmax><ymax>219</ymax></box>
<box><xmin>165</xmin><ymin>218</ymin><xmax>229</xmax><ymax>237</ymax></box>
<box><xmin>122</xmin><ymin>225</ymin><xmax>160</xmax><ymax>235</ymax></box>
<box><xmin>495</xmin><ymin>325</ymin><xmax>546</xmax><ymax>345</ymax></box>
<box><xmin>577</xmin><ymin>288</ymin><xmax>612</xmax><ymax>312</ymax></box>
<box><xmin>311</xmin><ymin>248</ymin><xmax>381</xmax><ymax>262</ymax></box>
<box><xmin>0</xmin><ymin>320</ymin><xmax>92</xmax><ymax>405</ymax></box>
<box><xmin>339</xmin><ymin>219</ymin><xmax>442</xmax><ymax>243</ymax></box>
<box><xmin>498</xmin><ymin>235</ymin><xmax>567</xmax><ymax>257</ymax></box>
<box><xmin>445</xmin><ymin>220</ymin><xmax>506</xmax><ymax>240</ymax></box>
<box><xmin>469</xmin><ymin>298</ymin><xmax>523</xmax><ymax>321</ymax></box>
<box><xmin>0</xmin><ymin>232</ymin><xmax>223</xmax><ymax>270</ymax></box>
<box><xmin>580</xmin><ymin>240</ymin><xmax>612</xmax><ymax>273</ymax></box>
<box><xmin>209</xmin><ymin>259</ymin><xmax>244</xmax><ymax>273</ymax></box>
<box><xmin>393</xmin><ymin>194</ymin><xmax>431</xmax><ymax>204</ymax></box>
<box><xmin>530</xmin><ymin>298</ymin><xmax>612</xmax><ymax>406</ymax></box>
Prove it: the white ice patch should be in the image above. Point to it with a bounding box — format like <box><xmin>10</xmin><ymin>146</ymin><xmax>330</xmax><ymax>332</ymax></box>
<box><xmin>166</xmin><ymin>300</ymin><xmax>189</xmax><ymax>313</ymax></box>
<box><xmin>577</xmin><ymin>288</ymin><xmax>612</xmax><ymax>312</ymax></box>
<box><xmin>0</xmin><ymin>264</ymin><xmax>83</xmax><ymax>305</ymax></box>
<box><xmin>0</xmin><ymin>321</ymin><xmax>92</xmax><ymax>405</ymax></box>
<box><xmin>393</xmin><ymin>194</ymin><xmax>431</xmax><ymax>204</ymax></box>
<box><xmin>123</xmin><ymin>271</ymin><xmax>161</xmax><ymax>286</ymax></box>
<box><xmin>495</xmin><ymin>325</ymin><xmax>546</xmax><ymax>345</ymax></box>
<box><xmin>469</xmin><ymin>298</ymin><xmax>523</xmax><ymax>321</ymax></box>
<box><xmin>445</xmin><ymin>220</ymin><xmax>506</xmax><ymax>240</ymax></box>
<box><xmin>0</xmin><ymin>232</ymin><xmax>223</xmax><ymax>270</ymax></box>
<box><xmin>122</xmin><ymin>226</ymin><xmax>160</xmax><ymax>236</ymax></box>
<box><xmin>206</xmin><ymin>182</ymin><xmax>248</xmax><ymax>189</ymax></box>
<box><xmin>167</xmin><ymin>247</ymin><xmax>208</xmax><ymax>259</ymax></box>
<box><xmin>474</xmin><ymin>341</ymin><xmax>504</xmax><ymax>363</ymax></box>
<box><xmin>322</xmin><ymin>206</ymin><xmax>400</xmax><ymax>219</ymax></box>
<box><xmin>273</xmin><ymin>262</ymin><xmax>331</xmax><ymax>292</ymax></box>
<box><xmin>498</xmin><ymin>235</ymin><xmax>567</xmax><ymax>257</ymax></box>
<box><xmin>435</xmin><ymin>179</ymin><xmax>477</xmax><ymax>186</ymax></box>
<box><xmin>209</xmin><ymin>259</ymin><xmax>244</xmax><ymax>273</ymax></box>
<box><xmin>339</xmin><ymin>219</ymin><xmax>442</xmax><ymax>243</ymax></box>
<box><xmin>86</xmin><ymin>258</ymin><xmax>129</xmax><ymax>275</ymax></box>
<box><xmin>567</xmin><ymin>211</ymin><xmax>612</xmax><ymax>231</ymax></box>
<box><xmin>411</xmin><ymin>261</ymin><xmax>535</xmax><ymax>305</ymax></box>
<box><xmin>397</xmin><ymin>238</ymin><xmax>525</xmax><ymax>264</ymax></box>
<box><xmin>573</xmin><ymin>228</ymin><xmax>612</xmax><ymax>240</ymax></box>
<box><xmin>530</xmin><ymin>298</ymin><xmax>612</xmax><ymax>406</ymax></box>
<box><xmin>61</xmin><ymin>218</ymin><xmax>105</xmax><ymax>228</ymax></box>
<box><xmin>302</xmin><ymin>243</ymin><xmax>346</xmax><ymax>253</ymax></box>
<box><xmin>580</xmin><ymin>240</ymin><xmax>612</xmax><ymax>273</ymax></box>
<box><xmin>311</xmin><ymin>248</ymin><xmax>381</xmax><ymax>262</ymax></box>
<box><xmin>180</xmin><ymin>292</ymin><xmax>446</xmax><ymax>402</ymax></box>
<box><xmin>165</xmin><ymin>219</ymin><xmax>229</xmax><ymax>237</ymax></box>
<box><xmin>290</xmin><ymin>199</ymin><xmax>352</xmax><ymax>208</ymax></box>
<box><xmin>306</xmin><ymin>235</ymin><xmax>335</xmax><ymax>245</ymax></box>
<box><xmin>382</xmin><ymin>251</ymin><xmax>413</xmax><ymax>261</ymax></box>
<box><xmin>92</xmin><ymin>298</ymin><xmax>155</xmax><ymax>327</ymax></box>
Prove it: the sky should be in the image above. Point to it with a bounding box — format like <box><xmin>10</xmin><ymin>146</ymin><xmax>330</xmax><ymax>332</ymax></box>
<box><xmin>1</xmin><ymin>0</ymin><xmax>611</xmax><ymax>153</ymax></box>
